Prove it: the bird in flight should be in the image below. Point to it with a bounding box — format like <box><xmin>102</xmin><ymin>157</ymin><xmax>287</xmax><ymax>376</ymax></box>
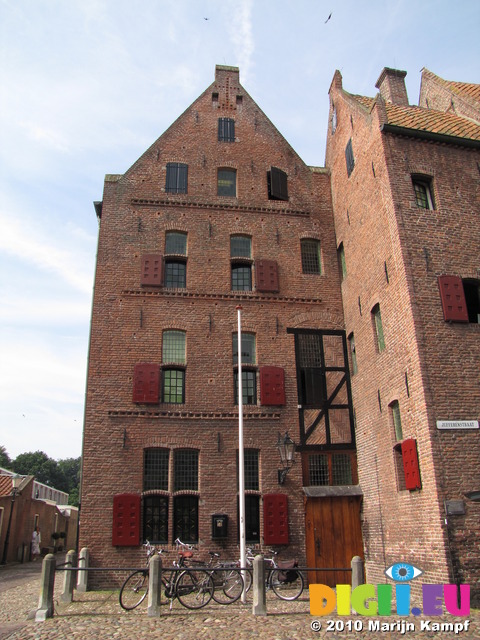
<box><xmin>325</xmin><ymin>13</ymin><xmax>332</xmax><ymax>23</ymax></box>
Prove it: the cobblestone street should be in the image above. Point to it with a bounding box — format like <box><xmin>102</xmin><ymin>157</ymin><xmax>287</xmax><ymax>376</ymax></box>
<box><xmin>1</xmin><ymin>560</ymin><xmax>478</xmax><ymax>639</ymax></box>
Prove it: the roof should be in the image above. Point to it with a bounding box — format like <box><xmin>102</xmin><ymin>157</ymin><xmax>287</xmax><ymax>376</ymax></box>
<box><xmin>350</xmin><ymin>94</ymin><xmax>480</xmax><ymax>143</ymax></box>
<box><xmin>426</xmin><ymin>70</ymin><xmax>480</xmax><ymax>106</ymax></box>
<box><xmin>384</xmin><ymin>102</ymin><xmax>480</xmax><ymax>141</ymax></box>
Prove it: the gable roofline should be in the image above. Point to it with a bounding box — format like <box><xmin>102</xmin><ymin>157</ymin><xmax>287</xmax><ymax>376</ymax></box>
<box><xmin>421</xmin><ymin>68</ymin><xmax>480</xmax><ymax>108</ymax></box>
<box><xmin>380</xmin><ymin>122</ymin><xmax>480</xmax><ymax>149</ymax></box>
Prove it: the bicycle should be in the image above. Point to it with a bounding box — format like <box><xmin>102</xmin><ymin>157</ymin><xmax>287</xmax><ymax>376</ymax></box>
<box><xmin>203</xmin><ymin>551</ymin><xmax>244</xmax><ymax>604</ymax></box>
<box><xmin>240</xmin><ymin>546</ymin><xmax>304</xmax><ymax>601</ymax></box>
<box><xmin>119</xmin><ymin>539</ymin><xmax>215</xmax><ymax>610</ymax></box>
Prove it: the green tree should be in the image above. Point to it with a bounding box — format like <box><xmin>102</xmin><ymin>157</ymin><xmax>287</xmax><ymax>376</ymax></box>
<box><xmin>13</xmin><ymin>451</ymin><xmax>66</xmax><ymax>491</ymax></box>
<box><xmin>57</xmin><ymin>457</ymin><xmax>81</xmax><ymax>506</ymax></box>
<box><xmin>0</xmin><ymin>445</ymin><xmax>11</xmax><ymax>468</ymax></box>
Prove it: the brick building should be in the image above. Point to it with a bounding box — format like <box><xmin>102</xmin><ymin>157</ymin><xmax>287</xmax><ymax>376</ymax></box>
<box><xmin>326</xmin><ymin>67</ymin><xmax>480</xmax><ymax>600</ymax></box>
<box><xmin>80</xmin><ymin>64</ymin><xmax>479</xmax><ymax>600</ymax></box>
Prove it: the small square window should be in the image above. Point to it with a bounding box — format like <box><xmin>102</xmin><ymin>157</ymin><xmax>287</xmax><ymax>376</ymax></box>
<box><xmin>164</xmin><ymin>260</ymin><xmax>186</xmax><ymax>288</ymax></box>
<box><xmin>234</xmin><ymin>370</ymin><xmax>257</xmax><ymax>405</ymax></box>
<box><xmin>233</xmin><ymin>332</ymin><xmax>256</xmax><ymax>365</ymax></box>
<box><xmin>163</xmin><ymin>330</ymin><xmax>185</xmax><ymax>364</ymax></box>
<box><xmin>231</xmin><ymin>264</ymin><xmax>252</xmax><ymax>290</ymax></box>
<box><xmin>412</xmin><ymin>177</ymin><xmax>434</xmax><ymax>209</ymax></box>
<box><xmin>165</xmin><ymin>163</ymin><xmax>188</xmax><ymax>194</ymax></box>
<box><xmin>165</xmin><ymin>232</ymin><xmax>187</xmax><ymax>255</ymax></box>
<box><xmin>218</xmin><ymin>168</ymin><xmax>236</xmax><ymax>196</ymax></box>
<box><xmin>230</xmin><ymin>236</ymin><xmax>251</xmax><ymax>258</ymax></box>
<box><xmin>218</xmin><ymin>118</ymin><xmax>235</xmax><ymax>142</ymax></box>
<box><xmin>301</xmin><ymin>239</ymin><xmax>321</xmax><ymax>275</ymax></box>
<box><xmin>163</xmin><ymin>369</ymin><xmax>185</xmax><ymax>404</ymax></box>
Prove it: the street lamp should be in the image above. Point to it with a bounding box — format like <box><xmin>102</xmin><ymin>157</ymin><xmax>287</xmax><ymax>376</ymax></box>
<box><xmin>1</xmin><ymin>474</ymin><xmax>23</xmax><ymax>565</ymax></box>
<box><xmin>276</xmin><ymin>432</ymin><xmax>297</xmax><ymax>484</ymax></box>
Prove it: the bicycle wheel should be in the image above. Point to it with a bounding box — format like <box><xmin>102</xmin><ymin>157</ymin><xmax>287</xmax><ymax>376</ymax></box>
<box><xmin>212</xmin><ymin>568</ymin><xmax>244</xmax><ymax>604</ymax></box>
<box><xmin>176</xmin><ymin>569</ymin><xmax>214</xmax><ymax>609</ymax></box>
<box><xmin>119</xmin><ymin>570</ymin><xmax>149</xmax><ymax>610</ymax></box>
<box><xmin>269</xmin><ymin>568</ymin><xmax>304</xmax><ymax>601</ymax></box>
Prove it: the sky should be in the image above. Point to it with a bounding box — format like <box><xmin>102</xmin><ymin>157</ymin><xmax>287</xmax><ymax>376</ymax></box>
<box><xmin>0</xmin><ymin>0</ymin><xmax>479</xmax><ymax>463</ymax></box>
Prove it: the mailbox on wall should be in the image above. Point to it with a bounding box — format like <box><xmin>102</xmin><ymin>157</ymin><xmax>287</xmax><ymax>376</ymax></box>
<box><xmin>212</xmin><ymin>514</ymin><xmax>228</xmax><ymax>539</ymax></box>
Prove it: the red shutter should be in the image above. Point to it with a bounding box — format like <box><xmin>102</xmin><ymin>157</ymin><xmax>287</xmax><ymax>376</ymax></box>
<box><xmin>112</xmin><ymin>493</ymin><xmax>141</xmax><ymax>546</ymax></box>
<box><xmin>260</xmin><ymin>366</ymin><xmax>285</xmax><ymax>405</ymax></box>
<box><xmin>401</xmin><ymin>439</ymin><xmax>422</xmax><ymax>491</ymax></box>
<box><xmin>141</xmin><ymin>254</ymin><xmax>163</xmax><ymax>286</ymax></box>
<box><xmin>263</xmin><ymin>494</ymin><xmax>289</xmax><ymax>545</ymax></box>
<box><xmin>255</xmin><ymin>260</ymin><xmax>279</xmax><ymax>293</ymax></box>
<box><xmin>133</xmin><ymin>364</ymin><xmax>160</xmax><ymax>404</ymax></box>
<box><xmin>438</xmin><ymin>275</ymin><xmax>468</xmax><ymax>323</ymax></box>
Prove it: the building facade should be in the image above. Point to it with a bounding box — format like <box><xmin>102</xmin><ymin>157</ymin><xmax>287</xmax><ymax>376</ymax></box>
<box><xmin>80</xmin><ymin>65</ymin><xmax>479</xmax><ymax>600</ymax></box>
<box><xmin>326</xmin><ymin>67</ymin><xmax>480</xmax><ymax>599</ymax></box>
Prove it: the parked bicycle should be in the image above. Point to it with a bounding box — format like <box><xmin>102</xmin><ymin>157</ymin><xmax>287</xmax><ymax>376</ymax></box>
<box><xmin>203</xmin><ymin>551</ymin><xmax>244</xmax><ymax>604</ymax></box>
<box><xmin>240</xmin><ymin>546</ymin><xmax>304</xmax><ymax>601</ymax></box>
<box><xmin>119</xmin><ymin>539</ymin><xmax>214</xmax><ymax>610</ymax></box>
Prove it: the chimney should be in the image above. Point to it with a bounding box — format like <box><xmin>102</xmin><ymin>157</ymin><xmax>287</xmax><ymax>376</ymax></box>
<box><xmin>375</xmin><ymin>67</ymin><xmax>409</xmax><ymax>106</ymax></box>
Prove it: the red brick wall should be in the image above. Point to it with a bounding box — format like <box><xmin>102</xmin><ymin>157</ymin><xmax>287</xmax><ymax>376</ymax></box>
<box><xmin>81</xmin><ymin>66</ymin><xmax>345</xmax><ymax>582</ymax></box>
<box><xmin>326</xmin><ymin>71</ymin><xmax>480</xmax><ymax>600</ymax></box>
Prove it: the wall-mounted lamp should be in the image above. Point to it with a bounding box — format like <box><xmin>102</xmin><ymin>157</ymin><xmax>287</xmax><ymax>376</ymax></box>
<box><xmin>276</xmin><ymin>431</ymin><xmax>296</xmax><ymax>485</ymax></box>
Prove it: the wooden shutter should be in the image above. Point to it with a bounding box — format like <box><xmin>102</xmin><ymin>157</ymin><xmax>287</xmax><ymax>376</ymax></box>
<box><xmin>141</xmin><ymin>254</ymin><xmax>163</xmax><ymax>287</ymax></box>
<box><xmin>263</xmin><ymin>494</ymin><xmax>289</xmax><ymax>544</ymax></box>
<box><xmin>269</xmin><ymin>167</ymin><xmax>288</xmax><ymax>200</ymax></box>
<box><xmin>255</xmin><ymin>259</ymin><xmax>279</xmax><ymax>293</ymax></box>
<box><xmin>260</xmin><ymin>366</ymin><xmax>285</xmax><ymax>405</ymax></box>
<box><xmin>401</xmin><ymin>439</ymin><xmax>422</xmax><ymax>491</ymax></box>
<box><xmin>112</xmin><ymin>494</ymin><xmax>141</xmax><ymax>546</ymax></box>
<box><xmin>133</xmin><ymin>364</ymin><xmax>160</xmax><ymax>404</ymax></box>
<box><xmin>438</xmin><ymin>275</ymin><xmax>468</xmax><ymax>323</ymax></box>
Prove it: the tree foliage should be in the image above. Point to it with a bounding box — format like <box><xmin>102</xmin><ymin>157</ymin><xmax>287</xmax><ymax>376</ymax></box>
<box><xmin>0</xmin><ymin>447</ymin><xmax>80</xmax><ymax>506</ymax></box>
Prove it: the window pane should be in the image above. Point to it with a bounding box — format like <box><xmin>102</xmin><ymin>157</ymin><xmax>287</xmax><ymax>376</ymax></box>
<box><xmin>231</xmin><ymin>264</ymin><xmax>252</xmax><ymax>290</ymax></box>
<box><xmin>144</xmin><ymin>496</ymin><xmax>169</xmax><ymax>543</ymax></box>
<box><xmin>164</xmin><ymin>260</ymin><xmax>186</xmax><ymax>288</ymax></box>
<box><xmin>144</xmin><ymin>449</ymin><xmax>169</xmax><ymax>491</ymax></box>
<box><xmin>173</xmin><ymin>495</ymin><xmax>198</xmax><ymax>543</ymax></box>
<box><xmin>230</xmin><ymin>236</ymin><xmax>251</xmax><ymax>258</ymax></box>
<box><xmin>234</xmin><ymin>370</ymin><xmax>257</xmax><ymax>405</ymax></box>
<box><xmin>332</xmin><ymin>454</ymin><xmax>353</xmax><ymax>485</ymax></box>
<box><xmin>163</xmin><ymin>331</ymin><xmax>185</xmax><ymax>363</ymax></box>
<box><xmin>309</xmin><ymin>454</ymin><xmax>329</xmax><ymax>485</ymax></box>
<box><xmin>218</xmin><ymin>169</ymin><xmax>236</xmax><ymax>196</ymax></box>
<box><xmin>163</xmin><ymin>369</ymin><xmax>185</xmax><ymax>403</ymax></box>
<box><xmin>174</xmin><ymin>449</ymin><xmax>198</xmax><ymax>491</ymax></box>
<box><xmin>165</xmin><ymin>232</ymin><xmax>187</xmax><ymax>255</ymax></box>
<box><xmin>301</xmin><ymin>240</ymin><xmax>321</xmax><ymax>274</ymax></box>
<box><xmin>240</xmin><ymin>449</ymin><xmax>259</xmax><ymax>491</ymax></box>
<box><xmin>232</xmin><ymin>333</ymin><xmax>256</xmax><ymax>365</ymax></box>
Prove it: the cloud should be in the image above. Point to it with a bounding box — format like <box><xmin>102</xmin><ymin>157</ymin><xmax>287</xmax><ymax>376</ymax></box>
<box><xmin>0</xmin><ymin>211</ymin><xmax>95</xmax><ymax>295</ymax></box>
<box><xmin>227</xmin><ymin>0</ymin><xmax>254</xmax><ymax>83</ymax></box>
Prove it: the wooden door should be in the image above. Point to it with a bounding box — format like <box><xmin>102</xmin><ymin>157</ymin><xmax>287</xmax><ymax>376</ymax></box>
<box><xmin>305</xmin><ymin>496</ymin><xmax>363</xmax><ymax>586</ymax></box>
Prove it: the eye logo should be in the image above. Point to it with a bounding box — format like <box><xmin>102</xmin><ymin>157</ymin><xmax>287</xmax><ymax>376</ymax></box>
<box><xmin>385</xmin><ymin>562</ymin><xmax>423</xmax><ymax>582</ymax></box>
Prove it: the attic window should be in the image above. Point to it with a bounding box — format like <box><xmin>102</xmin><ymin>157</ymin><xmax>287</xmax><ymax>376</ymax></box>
<box><xmin>212</xmin><ymin>92</ymin><xmax>219</xmax><ymax>103</ymax></box>
<box><xmin>218</xmin><ymin>118</ymin><xmax>235</xmax><ymax>142</ymax></box>
<box><xmin>236</xmin><ymin>95</ymin><xmax>243</xmax><ymax>105</ymax></box>
<box><xmin>268</xmin><ymin>167</ymin><xmax>288</xmax><ymax>201</ymax></box>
